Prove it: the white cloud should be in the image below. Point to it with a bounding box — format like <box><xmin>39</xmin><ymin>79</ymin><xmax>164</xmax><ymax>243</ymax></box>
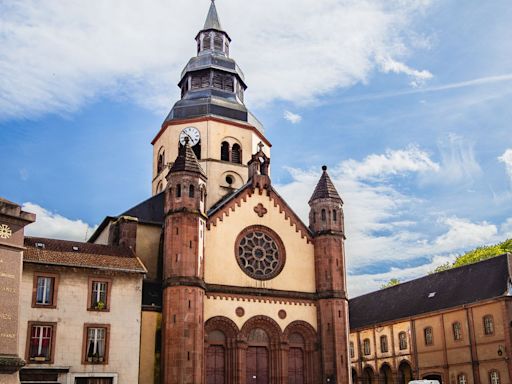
<box><xmin>283</xmin><ymin>110</ymin><xmax>302</xmax><ymax>124</ymax></box>
<box><xmin>0</xmin><ymin>0</ymin><xmax>433</xmax><ymax>120</ymax></box>
<box><xmin>499</xmin><ymin>148</ymin><xmax>512</xmax><ymax>185</ymax></box>
<box><xmin>22</xmin><ymin>203</ymin><xmax>97</xmax><ymax>241</ymax></box>
<box><xmin>276</xmin><ymin>145</ymin><xmax>511</xmax><ymax>296</ymax></box>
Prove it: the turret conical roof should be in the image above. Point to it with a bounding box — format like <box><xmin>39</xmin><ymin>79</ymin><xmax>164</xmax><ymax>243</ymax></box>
<box><xmin>309</xmin><ymin>166</ymin><xmax>342</xmax><ymax>204</ymax></box>
<box><xmin>203</xmin><ymin>0</ymin><xmax>223</xmax><ymax>31</ymax></box>
<box><xmin>169</xmin><ymin>139</ymin><xmax>206</xmax><ymax>177</ymax></box>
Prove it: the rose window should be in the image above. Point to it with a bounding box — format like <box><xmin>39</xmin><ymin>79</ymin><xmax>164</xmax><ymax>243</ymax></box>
<box><xmin>235</xmin><ymin>226</ymin><xmax>285</xmax><ymax>280</ymax></box>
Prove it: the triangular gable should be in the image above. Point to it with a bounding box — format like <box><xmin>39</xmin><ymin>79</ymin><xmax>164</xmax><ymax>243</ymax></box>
<box><xmin>206</xmin><ymin>184</ymin><xmax>313</xmax><ymax>244</ymax></box>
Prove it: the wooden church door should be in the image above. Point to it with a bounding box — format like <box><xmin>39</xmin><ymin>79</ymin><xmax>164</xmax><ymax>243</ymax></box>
<box><xmin>246</xmin><ymin>346</ymin><xmax>269</xmax><ymax>384</ymax></box>
<box><xmin>287</xmin><ymin>347</ymin><xmax>304</xmax><ymax>384</ymax></box>
<box><xmin>206</xmin><ymin>345</ymin><xmax>225</xmax><ymax>384</ymax></box>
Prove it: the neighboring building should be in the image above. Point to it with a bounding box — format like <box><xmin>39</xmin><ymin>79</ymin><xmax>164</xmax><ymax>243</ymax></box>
<box><xmin>349</xmin><ymin>254</ymin><xmax>512</xmax><ymax>384</ymax></box>
<box><xmin>18</xmin><ymin>237</ymin><xmax>146</xmax><ymax>384</ymax></box>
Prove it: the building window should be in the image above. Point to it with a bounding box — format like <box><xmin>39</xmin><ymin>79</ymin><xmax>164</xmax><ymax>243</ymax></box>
<box><xmin>457</xmin><ymin>374</ymin><xmax>467</xmax><ymax>384</ymax></box>
<box><xmin>83</xmin><ymin>324</ymin><xmax>110</xmax><ymax>364</ymax></box>
<box><xmin>363</xmin><ymin>338</ymin><xmax>371</xmax><ymax>355</ymax></box>
<box><xmin>189</xmin><ymin>184</ymin><xmax>195</xmax><ymax>198</ymax></box>
<box><xmin>490</xmin><ymin>370</ymin><xmax>500</xmax><ymax>384</ymax></box>
<box><xmin>380</xmin><ymin>335</ymin><xmax>388</xmax><ymax>353</ymax></box>
<box><xmin>321</xmin><ymin>209</ymin><xmax>326</xmax><ymax>221</ymax></box>
<box><xmin>221</xmin><ymin>141</ymin><xmax>230</xmax><ymax>161</ymax></box>
<box><xmin>398</xmin><ymin>331</ymin><xmax>407</xmax><ymax>350</ymax></box>
<box><xmin>231</xmin><ymin>144</ymin><xmax>241</xmax><ymax>164</ymax></box>
<box><xmin>349</xmin><ymin>341</ymin><xmax>354</xmax><ymax>358</ymax></box>
<box><xmin>453</xmin><ymin>321</ymin><xmax>462</xmax><ymax>341</ymax></box>
<box><xmin>32</xmin><ymin>273</ymin><xmax>58</xmax><ymax>308</ymax></box>
<box><xmin>333</xmin><ymin>210</ymin><xmax>337</xmax><ymax>222</ymax></box>
<box><xmin>176</xmin><ymin>184</ymin><xmax>181</xmax><ymax>198</ymax></box>
<box><xmin>424</xmin><ymin>327</ymin><xmax>433</xmax><ymax>346</ymax></box>
<box><xmin>27</xmin><ymin>322</ymin><xmax>56</xmax><ymax>363</ymax></box>
<box><xmin>157</xmin><ymin>149</ymin><xmax>165</xmax><ymax>174</ymax></box>
<box><xmin>484</xmin><ymin>315</ymin><xmax>494</xmax><ymax>335</ymax></box>
<box><xmin>88</xmin><ymin>278</ymin><xmax>111</xmax><ymax>311</ymax></box>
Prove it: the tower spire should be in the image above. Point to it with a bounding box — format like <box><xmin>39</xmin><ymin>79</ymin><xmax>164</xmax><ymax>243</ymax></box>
<box><xmin>203</xmin><ymin>0</ymin><xmax>223</xmax><ymax>31</ymax></box>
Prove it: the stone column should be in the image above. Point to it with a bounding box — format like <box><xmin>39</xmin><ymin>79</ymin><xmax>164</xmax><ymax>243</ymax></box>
<box><xmin>0</xmin><ymin>198</ymin><xmax>35</xmax><ymax>384</ymax></box>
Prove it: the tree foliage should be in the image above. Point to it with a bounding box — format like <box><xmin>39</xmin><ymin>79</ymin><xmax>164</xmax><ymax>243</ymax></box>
<box><xmin>433</xmin><ymin>238</ymin><xmax>512</xmax><ymax>273</ymax></box>
<box><xmin>380</xmin><ymin>278</ymin><xmax>400</xmax><ymax>289</ymax></box>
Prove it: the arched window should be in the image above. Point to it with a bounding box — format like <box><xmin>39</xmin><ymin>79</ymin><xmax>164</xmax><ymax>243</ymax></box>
<box><xmin>333</xmin><ymin>209</ymin><xmax>337</xmax><ymax>222</ymax></box>
<box><xmin>176</xmin><ymin>184</ymin><xmax>181</xmax><ymax>198</ymax></box>
<box><xmin>189</xmin><ymin>185</ymin><xmax>195</xmax><ymax>198</ymax></box>
<box><xmin>457</xmin><ymin>374</ymin><xmax>467</xmax><ymax>384</ymax></box>
<box><xmin>231</xmin><ymin>144</ymin><xmax>241</xmax><ymax>164</ymax></box>
<box><xmin>398</xmin><ymin>331</ymin><xmax>407</xmax><ymax>350</ymax></box>
<box><xmin>349</xmin><ymin>341</ymin><xmax>354</xmax><ymax>358</ymax></box>
<box><xmin>380</xmin><ymin>335</ymin><xmax>388</xmax><ymax>353</ymax></box>
<box><xmin>321</xmin><ymin>209</ymin><xmax>326</xmax><ymax>221</ymax></box>
<box><xmin>484</xmin><ymin>315</ymin><xmax>494</xmax><ymax>335</ymax></box>
<box><xmin>203</xmin><ymin>33</ymin><xmax>211</xmax><ymax>50</ymax></box>
<box><xmin>221</xmin><ymin>141</ymin><xmax>230</xmax><ymax>161</ymax></box>
<box><xmin>424</xmin><ymin>327</ymin><xmax>433</xmax><ymax>346</ymax></box>
<box><xmin>490</xmin><ymin>370</ymin><xmax>500</xmax><ymax>384</ymax></box>
<box><xmin>363</xmin><ymin>338</ymin><xmax>371</xmax><ymax>355</ymax></box>
<box><xmin>453</xmin><ymin>321</ymin><xmax>462</xmax><ymax>340</ymax></box>
<box><xmin>157</xmin><ymin>149</ymin><xmax>165</xmax><ymax>173</ymax></box>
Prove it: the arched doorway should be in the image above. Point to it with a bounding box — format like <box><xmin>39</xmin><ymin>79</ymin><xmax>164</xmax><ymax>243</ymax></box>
<box><xmin>246</xmin><ymin>328</ymin><xmax>270</xmax><ymax>384</ymax></box>
<box><xmin>288</xmin><ymin>332</ymin><xmax>305</xmax><ymax>384</ymax></box>
<box><xmin>380</xmin><ymin>364</ymin><xmax>393</xmax><ymax>384</ymax></box>
<box><xmin>283</xmin><ymin>320</ymin><xmax>319</xmax><ymax>384</ymax></box>
<box><xmin>423</xmin><ymin>374</ymin><xmax>443</xmax><ymax>383</ymax></box>
<box><xmin>363</xmin><ymin>366</ymin><xmax>374</xmax><ymax>384</ymax></box>
<box><xmin>352</xmin><ymin>368</ymin><xmax>358</xmax><ymax>384</ymax></box>
<box><xmin>205</xmin><ymin>316</ymin><xmax>240</xmax><ymax>384</ymax></box>
<box><xmin>398</xmin><ymin>361</ymin><xmax>413</xmax><ymax>384</ymax></box>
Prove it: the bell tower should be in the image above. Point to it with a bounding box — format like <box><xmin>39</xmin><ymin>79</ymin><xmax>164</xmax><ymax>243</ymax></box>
<box><xmin>161</xmin><ymin>138</ymin><xmax>207</xmax><ymax>384</ymax></box>
<box><xmin>152</xmin><ymin>0</ymin><xmax>270</xmax><ymax>209</ymax></box>
<box><xmin>309</xmin><ymin>166</ymin><xmax>350</xmax><ymax>384</ymax></box>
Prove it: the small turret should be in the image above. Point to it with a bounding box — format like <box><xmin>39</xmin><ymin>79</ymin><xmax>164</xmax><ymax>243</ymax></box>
<box><xmin>308</xmin><ymin>165</ymin><xmax>344</xmax><ymax>235</ymax></box>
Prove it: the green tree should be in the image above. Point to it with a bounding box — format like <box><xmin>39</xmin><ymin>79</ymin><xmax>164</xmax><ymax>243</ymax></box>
<box><xmin>381</xmin><ymin>278</ymin><xmax>400</xmax><ymax>289</ymax></box>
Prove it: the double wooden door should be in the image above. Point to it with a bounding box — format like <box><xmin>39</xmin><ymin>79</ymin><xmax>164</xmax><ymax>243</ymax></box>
<box><xmin>288</xmin><ymin>347</ymin><xmax>304</xmax><ymax>384</ymax></box>
<box><xmin>206</xmin><ymin>345</ymin><xmax>226</xmax><ymax>384</ymax></box>
<box><xmin>246</xmin><ymin>346</ymin><xmax>269</xmax><ymax>384</ymax></box>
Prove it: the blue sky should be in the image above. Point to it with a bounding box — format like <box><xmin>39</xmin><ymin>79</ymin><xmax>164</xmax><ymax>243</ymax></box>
<box><xmin>1</xmin><ymin>0</ymin><xmax>512</xmax><ymax>295</ymax></box>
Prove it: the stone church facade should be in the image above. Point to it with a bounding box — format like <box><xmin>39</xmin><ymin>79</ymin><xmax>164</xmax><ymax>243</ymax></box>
<box><xmin>90</xmin><ymin>2</ymin><xmax>351</xmax><ymax>383</ymax></box>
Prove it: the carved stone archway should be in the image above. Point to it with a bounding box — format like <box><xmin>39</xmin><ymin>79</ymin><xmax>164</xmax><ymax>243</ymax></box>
<box><xmin>205</xmin><ymin>316</ymin><xmax>240</xmax><ymax>384</ymax></box>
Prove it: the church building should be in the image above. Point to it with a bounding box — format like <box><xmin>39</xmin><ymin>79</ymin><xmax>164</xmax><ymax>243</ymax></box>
<box><xmin>88</xmin><ymin>1</ymin><xmax>351</xmax><ymax>383</ymax></box>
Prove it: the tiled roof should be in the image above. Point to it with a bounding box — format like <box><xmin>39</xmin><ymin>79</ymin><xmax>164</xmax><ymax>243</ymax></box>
<box><xmin>24</xmin><ymin>237</ymin><xmax>147</xmax><ymax>274</ymax></box>
<box><xmin>349</xmin><ymin>254</ymin><xmax>511</xmax><ymax>329</ymax></box>
<box><xmin>309</xmin><ymin>166</ymin><xmax>342</xmax><ymax>204</ymax></box>
<box><xmin>169</xmin><ymin>141</ymin><xmax>206</xmax><ymax>177</ymax></box>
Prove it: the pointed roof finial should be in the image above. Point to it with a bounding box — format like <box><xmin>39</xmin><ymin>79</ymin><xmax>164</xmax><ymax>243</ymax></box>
<box><xmin>204</xmin><ymin>0</ymin><xmax>223</xmax><ymax>31</ymax></box>
<box><xmin>168</xmin><ymin>139</ymin><xmax>206</xmax><ymax>177</ymax></box>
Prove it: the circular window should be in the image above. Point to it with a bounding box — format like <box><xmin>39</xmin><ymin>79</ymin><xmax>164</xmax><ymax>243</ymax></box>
<box><xmin>225</xmin><ymin>175</ymin><xmax>234</xmax><ymax>185</ymax></box>
<box><xmin>235</xmin><ymin>226</ymin><xmax>285</xmax><ymax>280</ymax></box>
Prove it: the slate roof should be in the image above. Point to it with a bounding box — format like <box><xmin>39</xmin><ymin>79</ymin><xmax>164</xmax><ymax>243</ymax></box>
<box><xmin>122</xmin><ymin>192</ymin><xmax>165</xmax><ymax>225</ymax></box>
<box><xmin>203</xmin><ymin>0</ymin><xmax>223</xmax><ymax>31</ymax></box>
<box><xmin>24</xmin><ymin>237</ymin><xmax>147</xmax><ymax>274</ymax></box>
<box><xmin>349</xmin><ymin>254</ymin><xmax>511</xmax><ymax>329</ymax></box>
<box><xmin>169</xmin><ymin>141</ymin><xmax>206</xmax><ymax>177</ymax></box>
<box><xmin>309</xmin><ymin>166</ymin><xmax>342</xmax><ymax>204</ymax></box>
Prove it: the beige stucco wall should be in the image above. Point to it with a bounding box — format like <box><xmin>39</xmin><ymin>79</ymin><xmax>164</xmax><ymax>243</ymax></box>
<box><xmin>204</xmin><ymin>295</ymin><xmax>317</xmax><ymax>331</ymax></box>
<box><xmin>205</xmin><ymin>192</ymin><xmax>315</xmax><ymax>293</ymax></box>
<box><xmin>19</xmin><ymin>264</ymin><xmax>143</xmax><ymax>384</ymax></box>
<box><xmin>93</xmin><ymin>222</ymin><xmax>111</xmax><ymax>245</ymax></box>
<box><xmin>152</xmin><ymin>119</ymin><xmax>270</xmax><ymax>209</ymax></box>
<box><xmin>139</xmin><ymin>311</ymin><xmax>161</xmax><ymax>384</ymax></box>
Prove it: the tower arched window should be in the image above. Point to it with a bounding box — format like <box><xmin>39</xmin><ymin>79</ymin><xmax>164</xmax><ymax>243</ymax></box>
<box><xmin>321</xmin><ymin>209</ymin><xmax>326</xmax><ymax>222</ymax></box>
<box><xmin>189</xmin><ymin>185</ymin><xmax>195</xmax><ymax>198</ymax></box>
<box><xmin>333</xmin><ymin>209</ymin><xmax>337</xmax><ymax>222</ymax></box>
<box><xmin>231</xmin><ymin>144</ymin><xmax>241</xmax><ymax>164</ymax></box>
<box><xmin>213</xmin><ymin>34</ymin><xmax>223</xmax><ymax>51</ymax></box>
<box><xmin>203</xmin><ymin>33</ymin><xmax>211</xmax><ymax>50</ymax></box>
<box><xmin>157</xmin><ymin>149</ymin><xmax>165</xmax><ymax>174</ymax></box>
<box><xmin>221</xmin><ymin>141</ymin><xmax>230</xmax><ymax>161</ymax></box>
<box><xmin>176</xmin><ymin>184</ymin><xmax>181</xmax><ymax>198</ymax></box>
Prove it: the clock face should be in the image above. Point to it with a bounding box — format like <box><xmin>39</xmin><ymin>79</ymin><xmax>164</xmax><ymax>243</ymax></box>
<box><xmin>179</xmin><ymin>127</ymin><xmax>200</xmax><ymax>146</ymax></box>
